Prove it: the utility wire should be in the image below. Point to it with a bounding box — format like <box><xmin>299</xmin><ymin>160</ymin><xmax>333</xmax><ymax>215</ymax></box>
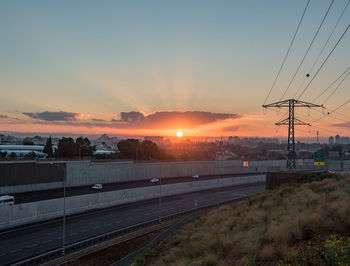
<box><xmin>312</xmin><ymin>65</ymin><xmax>350</xmax><ymax>102</ymax></box>
<box><xmin>323</xmin><ymin>69</ymin><xmax>350</xmax><ymax>104</ymax></box>
<box><xmin>298</xmin><ymin>23</ymin><xmax>350</xmax><ymax>99</ymax></box>
<box><xmin>263</xmin><ymin>0</ymin><xmax>311</xmax><ymax>105</ymax></box>
<box><xmin>293</xmin><ymin>0</ymin><xmax>350</xmax><ymax>98</ymax></box>
<box><xmin>280</xmin><ymin>0</ymin><xmax>335</xmax><ymax>100</ymax></box>
<box><xmin>312</xmin><ymin>98</ymin><xmax>350</xmax><ymax>123</ymax></box>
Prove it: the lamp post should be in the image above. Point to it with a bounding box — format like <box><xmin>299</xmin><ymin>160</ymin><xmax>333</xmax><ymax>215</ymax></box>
<box><xmin>62</xmin><ymin>164</ymin><xmax>66</xmax><ymax>256</ymax></box>
<box><xmin>217</xmin><ymin>178</ymin><xmax>220</xmax><ymax>206</ymax></box>
<box><xmin>159</xmin><ymin>177</ymin><xmax>162</xmax><ymax>223</ymax></box>
<box><xmin>51</xmin><ymin>162</ymin><xmax>66</xmax><ymax>256</ymax></box>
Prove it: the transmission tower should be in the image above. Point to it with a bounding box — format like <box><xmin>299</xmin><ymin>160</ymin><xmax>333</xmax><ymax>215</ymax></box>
<box><xmin>263</xmin><ymin>99</ymin><xmax>323</xmax><ymax>169</ymax></box>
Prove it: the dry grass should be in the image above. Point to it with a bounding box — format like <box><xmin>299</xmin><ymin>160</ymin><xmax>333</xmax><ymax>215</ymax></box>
<box><xmin>133</xmin><ymin>174</ymin><xmax>350</xmax><ymax>266</ymax></box>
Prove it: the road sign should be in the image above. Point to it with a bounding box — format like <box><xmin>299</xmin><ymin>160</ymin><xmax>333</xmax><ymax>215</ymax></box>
<box><xmin>314</xmin><ymin>152</ymin><xmax>325</xmax><ymax>166</ymax></box>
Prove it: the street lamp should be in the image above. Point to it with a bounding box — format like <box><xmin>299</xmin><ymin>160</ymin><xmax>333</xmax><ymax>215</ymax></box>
<box><xmin>159</xmin><ymin>177</ymin><xmax>162</xmax><ymax>223</ymax></box>
<box><xmin>61</xmin><ymin>164</ymin><xmax>66</xmax><ymax>256</ymax></box>
<box><xmin>217</xmin><ymin>178</ymin><xmax>220</xmax><ymax>206</ymax></box>
<box><xmin>50</xmin><ymin>162</ymin><xmax>66</xmax><ymax>256</ymax></box>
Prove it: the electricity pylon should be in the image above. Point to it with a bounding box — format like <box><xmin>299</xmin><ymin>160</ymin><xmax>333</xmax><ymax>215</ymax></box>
<box><xmin>263</xmin><ymin>99</ymin><xmax>323</xmax><ymax>169</ymax></box>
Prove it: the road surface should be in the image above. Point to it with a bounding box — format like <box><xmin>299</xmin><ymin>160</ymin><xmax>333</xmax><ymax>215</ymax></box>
<box><xmin>12</xmin><ymin>172</ymin><xmax>265</xmax><ymax>204</ymax></box>
<box><xmin>0</xmin><ymin>182</ymin><xmax>264</xmax><ymax>266</ymax></box>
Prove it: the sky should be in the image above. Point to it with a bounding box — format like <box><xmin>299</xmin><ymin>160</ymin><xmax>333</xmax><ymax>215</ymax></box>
<box><xmin>0</xmin><ymin>0</ymin><xmax>349</xmax><ymax>139</ymax></box>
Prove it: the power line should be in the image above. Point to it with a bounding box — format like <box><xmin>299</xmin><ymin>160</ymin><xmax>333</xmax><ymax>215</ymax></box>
<box><xmin>293</xmin><ymin>0</ymin><xmax>350</xmax><ymax>98</ymax></box>
<box><xmin>312</xmin><ymin>65</ymin><xmax>350</xmax><ymax>102</ymax></box>
<box><xmin>312</xmin><ymin>98</ymin><xmax>350</xmax><ymax>123</ymax></box>
<box><xmin>263</xmin><ymin>0</ymin><xmax>311</xmax><ymax>105</ymax></box>
<box><xmin>280</xmin><ymin>0</ymin><xmax>335</xmax><ymax>100</ymax></box>
<box><xmin>298</xmin><ymin>23</ymin><xmax>350</xmax><ymax>99</ymax></box>
<box><xmin>323</xmin><ymin>69</ymin><xmax>350</xmax><ymax>104</ymax></box>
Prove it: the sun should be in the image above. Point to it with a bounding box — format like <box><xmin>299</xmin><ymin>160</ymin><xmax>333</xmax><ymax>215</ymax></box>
<box><xmin>176</xmin><ymin>130</ymin><xmax>183</xmax><ymax>137</ymax></box>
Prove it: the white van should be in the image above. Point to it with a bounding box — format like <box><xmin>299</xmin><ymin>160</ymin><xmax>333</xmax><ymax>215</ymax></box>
<box><xmin>0</xmin><ymin>195</ymin><xmax>15</xmax><ymax>207</ymax></box>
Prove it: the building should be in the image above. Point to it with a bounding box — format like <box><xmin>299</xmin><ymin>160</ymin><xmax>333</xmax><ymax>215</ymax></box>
<box><xmin>335</xmin><ymin>135</ymin><xmax>341</xmax><ymax>145</ymax></box>
<box><xmin>341</xmin><ymin>137</ymin><xmax>350</xmax><ymax>145</ymax></box>
<box><xmin>0</xmin><ymin>145</ymin><xmax>47</xmax><ymax>159</ymax></box>
<box><xmin>329</xmin><ymin>136</ymin><xmax>334</xmax><ymax>145</ymax></box>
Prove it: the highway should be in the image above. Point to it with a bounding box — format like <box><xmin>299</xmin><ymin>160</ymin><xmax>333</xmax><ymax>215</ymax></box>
<box><xmin>12</xmin><ymin>172</ymin><xmax>265</xmax><ymax>204</ymax></box>
<box><xmin>0</xmin><ymin>182</ymin><xmax>265</xmax><ymax>266</ymax></box>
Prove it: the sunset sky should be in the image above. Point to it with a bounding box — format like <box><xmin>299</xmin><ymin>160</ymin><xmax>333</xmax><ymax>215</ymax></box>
<box><xmin>0</xmin><ymin>0</ymin><xmax>349</xmax><ymax>139</ymax></box>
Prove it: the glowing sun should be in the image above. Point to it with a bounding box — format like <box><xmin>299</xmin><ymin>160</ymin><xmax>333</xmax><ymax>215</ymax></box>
<box><xmin>176</xmin><ymin>130</ymin><xmax>183</xmax><ymax>137</ymax></box>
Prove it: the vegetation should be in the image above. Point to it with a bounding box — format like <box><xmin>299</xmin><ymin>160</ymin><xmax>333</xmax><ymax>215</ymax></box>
<box><xmin>133</xmin><ymin>173</ymin><xmax>350</xmax><ymax>265</ymax></box>
<box><xmin>117</xmin><ymin>139</ymin><xmax>172</xmax><ymax>160</ymax></box>
<box><xmin>22</xmin><ymin>137</ymin><xmax>34</xmax><ymax>145</ymax></box>
<box><xmin>43</xmin><ymin>136</ymin><xmax>53</xmax><ymax>158</ymax></box>
<box><xmin>55</xmin><ymin>137</ymin><xmax>96</xmax><ymax>158</ymax></box>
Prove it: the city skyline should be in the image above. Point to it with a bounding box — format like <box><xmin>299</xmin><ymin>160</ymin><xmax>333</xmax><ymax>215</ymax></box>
<box><xmin>1</xmin><ymin>0</ymin><xmax>350</xmax><ymax>138</ymax></box>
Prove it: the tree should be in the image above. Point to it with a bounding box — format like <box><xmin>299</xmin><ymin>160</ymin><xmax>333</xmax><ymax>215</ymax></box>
<box><xmin>24</xmin><ymin>151</ymin><xmax>36</xmax><ymax>160</ymax></box>
<box><xmin>43</xmin><ymin>136</ymin><xmax>53</xmax><ymax>158</ymax></box>
<box><xmin>22</xmin><ymin>137</ymin><xmax>34</xmax><ymax>145</ymax></box>
<box><xmin>0</xmin><ymin>151</ymin><xmax>7</xmax><ymax>160</ymax></box>
<box><xmin>75</xmin><ymin>137</ymin><xmax>95</xmax><ymax>158</ymax></box>
<box><xmin>141</xmin><ymin>140</ymin><xmax>160</xmax><ymax>159</ymax></box>
<box><xmin>55</xmin><ymin>137</ymin><xmax>75</xmax><ymax>158</ymax></box>
<box><xmin>117</xmin><ymin>139</ymin><xmax>141</xmax><ymax>159</ymax></box>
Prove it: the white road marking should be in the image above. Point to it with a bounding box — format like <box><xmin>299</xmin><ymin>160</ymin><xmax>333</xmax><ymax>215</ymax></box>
<box><xmin>9</xmin><ymin>248</ymin><xmax>21</xmax><ymax>254</ymax></box>
<box><xmin>25</xmin><ymin>243</ymin><xmax>38</xmax><ymax>249</ymax></box>
<box><xmin>41</xmin><ymin>239</ymin><xmax>53</xmax><ymax>244</ymax></box>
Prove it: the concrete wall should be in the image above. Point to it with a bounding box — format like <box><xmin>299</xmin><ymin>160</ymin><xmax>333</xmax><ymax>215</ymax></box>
<box><xmin>1</xmin><ymin>159</ymin><xmax>350</xmax><ymax>194</ymax></box>
<box><xmin>0</xmin><ymin>174</ymin><xmax>265</xmax><ymax>230</ymax></box>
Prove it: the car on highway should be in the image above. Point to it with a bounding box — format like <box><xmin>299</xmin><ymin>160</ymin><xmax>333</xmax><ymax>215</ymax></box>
<box><xmin>92</xmin><ymin>184</ymin><xmax>103</xmax><ymax>190</ymax></box>
<box><xmin>192</xmin><ymin>174</ymin><xmax>199</xmax><ymax>179</ymax></box>
<box><xmin>0</xmin><ymin>195</ymin><xmax>15</xmax><ymax>207</ymax></box>
<box><xmin>150</xmin><ymin>178</ymin><xmax>159</xmax><ymax>183</ymax></box>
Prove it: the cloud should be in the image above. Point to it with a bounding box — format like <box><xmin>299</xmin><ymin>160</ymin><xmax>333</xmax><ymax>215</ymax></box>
<box><xmin>332</xmin><ymin>122</ymin><xmax>350</xmax><ymax>128</ymax></box>
<box><xmin>222</xmin><ymin>125</ymin><xmax>240</xmax><ymax>132</ymax></box>
<box><xmin>23</xmin><ymin>111</ymin><xmax>80</xmax><ymax>122</ymax></box>
<box><xmin>120</xmin><ymin>111</ymin><xmax>145</xmax><ymax>122</ymax></box>
<box><xmin>18</xmin><ymin>110</ymin><xmax>241</xmax><ymax>131</ymax></box>
<box><xmin>113</xmin><ymin>111</ymin><xmax>240</xmax><ymax>129</ymax></box>
<box><xmin>0</xmin><ymin>114</ymin><xmax>19</xmax><ymax>120</ymax></box>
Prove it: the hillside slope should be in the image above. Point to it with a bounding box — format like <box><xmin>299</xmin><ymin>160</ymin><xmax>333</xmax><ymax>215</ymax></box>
<box><xmin>133</xmin><ymin>173</ymin><xmax>350</xmax><ymax>265</ymax></box>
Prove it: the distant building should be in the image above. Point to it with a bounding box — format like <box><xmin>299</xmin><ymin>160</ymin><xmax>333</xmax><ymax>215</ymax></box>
<box><xmin>0</xmin><ymin>145</ymin><xmax>47</xmax><ymax>159</ymax></box>
<box><xmin>329</xmin><ymin>136</ymin><xmax>334</xmax><ymax>145</ymax></box>
<box><xmin>341</xmin><ymin>137</ymin><xmax>350</xmax><ymax>145</ymax></box>
<box><xmin>335</xmin><ymin>135</ymin><xmax>341</xmax><ymax>144</ymax></box>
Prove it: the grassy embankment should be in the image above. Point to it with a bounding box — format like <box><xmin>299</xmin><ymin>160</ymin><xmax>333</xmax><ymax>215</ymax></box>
<box><xmin>133</xmin><ymin>173</ymin><xmax>350</xmax><ymax>265</ymax></box>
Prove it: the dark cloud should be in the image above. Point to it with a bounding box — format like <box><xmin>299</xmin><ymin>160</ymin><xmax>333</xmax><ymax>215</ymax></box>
<box><xmin>222</xmin><ymin>125</ymin><xmax>240</xmax><ymax>132</ymax></box>
<box><xmin>0</xmin><ymin>114</ymin><xmax>19</xmax><ymax>120</ymax></box>
<box><xmin>20</xmin><ymin>110</ymin><xmax>240</xmax><ymax>130</ymax></box>
<box><xmin>332</xmin><ymin>122</ymin><xmax>350</xmax><ymax>128</ymax></box>
<box><xmin>120</xmin><ymin>111</ymin><xmax>145</xmax><ymax>122</ymax></box>
<box><xmin>113</xmin><ymin>111</ymin><xmax>240</xmax><ymax>129</ymax></box>
<box><xmin>23</xmin><ymin>111</ymin><xmax>79</xmax><ymax>122</ymax></box>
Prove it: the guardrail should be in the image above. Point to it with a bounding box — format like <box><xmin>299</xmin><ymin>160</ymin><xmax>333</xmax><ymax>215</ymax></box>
<box><xmin>11</xmin><ymin>192</ymin><xmax>254</xmax><ymax>266</ymax></box>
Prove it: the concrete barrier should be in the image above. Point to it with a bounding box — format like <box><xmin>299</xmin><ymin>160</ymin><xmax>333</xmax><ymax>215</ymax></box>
<box><xmin>0</xmin><ymin>174</ymin><xmax>265</xmax><ymax>230</ymax></box>
<box><xmin>2</xmin><ymin>159</ymin><xmax>349</xmax><ymax>194</ymax></box>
